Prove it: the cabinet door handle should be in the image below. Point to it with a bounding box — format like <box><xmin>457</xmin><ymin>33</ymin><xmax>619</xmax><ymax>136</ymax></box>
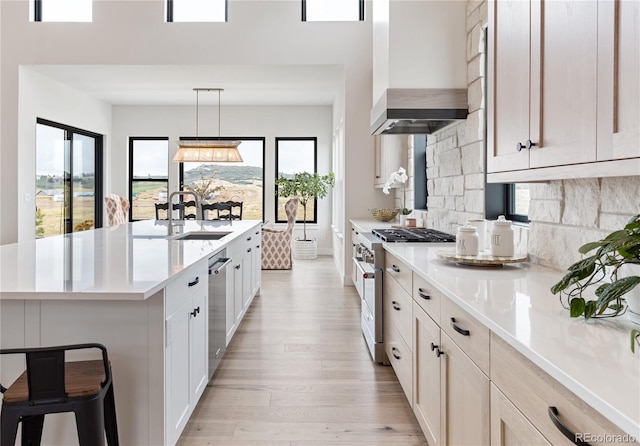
<box><xmin>430</xmin><ymin>342</ymin><xmax>444</xmax><ymax>357</ymax></box>
<box><xmin>188</xmin><ymin>277</ymin><xmax>199</xmax><ymax>287</ymax></box>
<box><xmin>516</xmin><ymin>140</ymin><xmax>537</xmax><ymax>152</ymax></box>
<box><xmin>392</xmin><ymin>301</ymin><xmax>401</xmax><ymax>311</ymax></box>
<box><xmin>391</xmin><ymin>347</ymin><xmax>401</xmax><ymax>360</ymax></box>
<box><xmin>450</xmin><ymin>317</ymin><xmax>470</xmax><ymax>336</ymax></box>
<box><xmin>548</xmin><ymin>407</ymin><xmax>589</xmax><ymax>445</ymax></box>
<box><xmin>255</xmin><ymin>230</ymin><xmax>259</xmax><ymax>235</ymax></box>
<box><xmin>418</xmin><ymin>288</ymin><xmax>431</xmax><ymax>300</ymax></box>
<box><xmin>391</xmin><ymin>265</ymin><xmax>400</xmax><ymax>273</ymax></box>
<box><xmin>190</xmin><ymin>306</ymin><xmax>200</xmax><ymax>317</ymax></box>
<box><xmin>235</xmin><ymin>265</ymin><xmax>241</xmax><ymax>270</ymax></box>
<box><xmin>247</xmin><ymin>248</ymin><xmax>252</xmax><ymax>253</ymax></box>
<box><xmin>247</xmin><ymin>236</ymin><xmax>252</xmax><ymax>241</ymax></box>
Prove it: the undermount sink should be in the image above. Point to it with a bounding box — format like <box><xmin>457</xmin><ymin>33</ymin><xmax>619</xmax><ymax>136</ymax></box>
<box><xmin>174</xmin><ymin>232</ymin><xmax>231</xmax><ymax>241</ymax></box>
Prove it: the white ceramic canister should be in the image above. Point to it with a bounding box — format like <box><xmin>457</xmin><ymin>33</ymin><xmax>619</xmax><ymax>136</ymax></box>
<box><xmin>466</xmin><ymin>218</ymin><xmax>487</xmax><ymax>251</ymax></box>
<box><xmin>490</xmin><ymin>215</ymin><xmax>514</xmax><ymax>257</ymax></box>
<box><xmin>456</xmin><ymin>225</ymin><xmax>479</xmax><ymax>256</ymax></box>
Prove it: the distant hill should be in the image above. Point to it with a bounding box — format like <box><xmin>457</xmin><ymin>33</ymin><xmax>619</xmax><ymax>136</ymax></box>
<box><xmin>184</xmin><ymin>164</ymin><xmax>263</xmax><ymax>185</ymax></box>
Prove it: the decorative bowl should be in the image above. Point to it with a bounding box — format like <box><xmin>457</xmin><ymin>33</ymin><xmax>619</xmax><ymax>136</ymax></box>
<box><xmin>369</xmin><ymin>208</ymin><xmax>399</xmax><ymax>222</ymax></box>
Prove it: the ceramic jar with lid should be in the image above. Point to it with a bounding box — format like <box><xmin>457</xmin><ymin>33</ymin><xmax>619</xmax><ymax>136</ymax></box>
<box><xmin>490</xmin><ymin>215</ymin><xmax>514</xmax><ymax>257</ymax></box>
<box><xmin>456</xmin><ymin>225</ymin><xmax>479</xmax><ymax>256</ymax></box>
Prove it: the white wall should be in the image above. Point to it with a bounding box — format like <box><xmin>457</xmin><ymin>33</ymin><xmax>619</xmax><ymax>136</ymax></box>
<box><xmin>112</xmin><ymin>104</ymin><xmax>335</xmax><ymax>253</ymax></box>
<box><xmin>18</xmin><ymin>68</ymin><xmax>113</xmax><ymax>241</ymax></box>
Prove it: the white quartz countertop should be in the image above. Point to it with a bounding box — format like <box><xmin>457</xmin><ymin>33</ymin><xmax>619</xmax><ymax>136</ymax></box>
<box><xmin>0</xmin><ymin>219</ymin><xmax>261</xmax><ymax>300</ymax></box>
<box><xmin>382</xmin><ymin>242</ymin><xmax>640</xmax><ymax>439</ymax></box>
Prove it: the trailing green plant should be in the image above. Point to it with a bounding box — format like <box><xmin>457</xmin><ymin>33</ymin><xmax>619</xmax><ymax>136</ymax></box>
<box><xmin>274</xmin><ymin>171</ymin><xmax>335</xmax><ymax>241</ymax></box>
<box><xmin>631</xmin><ymin>329</ymin><xmax>640</xmax><ymax>353</ymax></box>
<box><xmin>550</xmin><ymin>214</ymin><xmax>640</xmax><ymax>320</ymax></box>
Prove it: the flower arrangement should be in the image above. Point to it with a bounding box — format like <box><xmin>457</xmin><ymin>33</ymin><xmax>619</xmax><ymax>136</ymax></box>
<box><xmin>382</xmin><ymin>167</ymin><xmax>412</xmax><ymax>215</ymax></box>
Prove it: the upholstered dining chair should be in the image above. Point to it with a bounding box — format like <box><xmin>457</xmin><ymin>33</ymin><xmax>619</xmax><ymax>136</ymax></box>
<box><xmin>104</xmin><ymin>194</ymin><xmax>130</xmax><ymax>227</ymax></box>
<box><xmin>261</xmin><ymin>198</ymin><xmax>299</xmax><ymax>270</ymax></box>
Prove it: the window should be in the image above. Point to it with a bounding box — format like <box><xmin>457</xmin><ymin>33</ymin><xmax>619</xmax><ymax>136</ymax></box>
<box><xmin>32</xmin><ymin>0</ymin><xmax>92</xmax><ymax>22</ymax></box>
<box><xmin>275</xmin><ymin>137</ymin><xmax>317</xmax><ymax>223</ymax></box>
<box><xmin>506</xmin><ymin>184</ymin><xmax>530</xmax><ymax>223</ymax></box>
<box><xmin>302</xmin><ymin>0</ymin><xmax>364</xmax><ymax>21</ymax></box>
<box><xmin>166</xmin><ymin>0</ymin><xmax>227</xmax><ymax>22</ymax></box>
<box><xmin>179</xmin><ymin>137</ymin><xmax>265</xmax><ymax>220</ymax></box>
<box><xmin>35</xmin><ymin>119</ymin><xmax>103</xmax><ymax>237</ymax></box>
<box><xmin>129</xmin><ymin>138</ymin><xmax>169</xmax><ymax>221</ymax></box>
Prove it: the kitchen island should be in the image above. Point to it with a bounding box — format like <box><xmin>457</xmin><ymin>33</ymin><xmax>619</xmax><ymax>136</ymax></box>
<box><xmin>0</xmin><ymin>219</ymin><xmax>262</xmax><ymax>445</ymax></box>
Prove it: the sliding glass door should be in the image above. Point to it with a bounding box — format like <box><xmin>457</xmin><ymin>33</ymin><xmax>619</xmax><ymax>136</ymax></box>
<box><xmin>35</xmin><ymin>119</ymin><xmax>103</xmax><ymax>237</ymax></box>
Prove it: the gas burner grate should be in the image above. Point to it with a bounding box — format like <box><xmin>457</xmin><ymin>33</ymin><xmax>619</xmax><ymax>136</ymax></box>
<box><xmin>371</xmin><ymin>228</ymin><xmax>456</xmax><ymax>243</ymax></box>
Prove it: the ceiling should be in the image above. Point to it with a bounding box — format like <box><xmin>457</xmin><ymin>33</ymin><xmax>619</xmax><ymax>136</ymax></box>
<box><xmin>26</xmin><ymin>64</ymin><xmax>345</xmax><ymax>106</ymax></box>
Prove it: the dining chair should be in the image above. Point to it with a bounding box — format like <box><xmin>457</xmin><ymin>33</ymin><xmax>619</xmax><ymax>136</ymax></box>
<box><xmin>154</xmin><ymin>202</ymin><xmax>184</xmax><ymax>220</ymax></box>
<box><xmin>261</xmin><ymin>198</ymin><xmax>299</xmax><ymax>270</ymax></box>
<box><xmin>201</xmin><ymin>201</ymin><xmax>243</xmax><ymax>220</ymax></box>
<box><xmin>104</xmin><ymin>194</ymin><xmax>129</xmax><ymax>226</ymax></box>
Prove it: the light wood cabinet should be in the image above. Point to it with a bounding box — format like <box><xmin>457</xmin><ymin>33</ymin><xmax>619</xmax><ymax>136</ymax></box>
<box><xmin>374</xmin><ymin>135</ymin><xmax>407</xmax><ymax>188</ymax></box>
<box><xmin>597</xmin><ymin>0</ymin><xmax>640</xmax><ymax>161</ymax></box>
<box><xmin>440</xmin><ymin>331</ymin><xmax>491</xmax><ymax>446</ymax></box>
<box><xmin>491</xmin><ymin>334</ymin><xmax>633</xmax><ymax>446</ymax></box>
<box><xmin>413</xmin><ymin>301</ymin><xmax>442</xmax><ymax>446</ymax></box>
<box><xmin>487</xmin><ymin>0</ymin><xmax>640</xmax><ymax>182</ymax></box>
<box><xmin>491</xmin><ymin>384</ymin><xmax>551</xmax><ymax>446</ymax></box>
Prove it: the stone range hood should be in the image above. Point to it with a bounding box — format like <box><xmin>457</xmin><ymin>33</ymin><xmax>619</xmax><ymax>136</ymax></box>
<box><xmin>370</xmin><ymin>88</ymin><xmax>469</xmax><ymax>135</ymax></box>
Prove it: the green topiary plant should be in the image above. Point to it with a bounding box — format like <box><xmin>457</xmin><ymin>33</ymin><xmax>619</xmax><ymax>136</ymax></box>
<box><xmin>274</xmin><ymin>171</ymin><xmax>335</xmax><ymax>241</ymax></box>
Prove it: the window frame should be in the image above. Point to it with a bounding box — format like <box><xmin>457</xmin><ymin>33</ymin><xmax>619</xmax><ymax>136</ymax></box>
<box><xmin>505</xmin><ymin>184</ymin><xmax>530</xmax><ymax>223</ymax></box>
<box><xmin>128</xmin><ymin>137</ymin><xmax>169</xmax><ymax>222</ymax></box>
<box><xmin>166</xmin><ymin>0</ymin><xmax>228</xmax><ymax>22</ymax></box>
<box><xmin>178</xmin><ymin>136</ymin><xmax>266</xmax><ymax>222</ymax></box>
<box><xmin>301</xmin><ymin>0</ymin><xmax>364</xmax><ymax>22</ymax></box>
<box><xmin>275</xmin><ymin>137</ymin><xmax>318</xmax><ymax>224</ymax></box>
<box><xmin>36</xmin><ymin>118</ymin><xmax>104</xmax><ymax>233</ymax></box>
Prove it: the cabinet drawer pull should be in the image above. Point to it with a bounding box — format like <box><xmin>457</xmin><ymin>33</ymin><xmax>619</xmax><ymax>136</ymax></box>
<box><xmin>418</xmin><ymin>288</ymin><xmax>431</xmax><ymax>300</ymax></box>
<box><xmin>235</xmin><ymin>265</ymin><xmax>241</xmax><ymax>270</ymax></box>
<box><xmin>450</xmin><ymin>317</ymin><xmax>470</xmax><ymax>336</ymax></box>
<box><xmin>430</xmin><ymin>342</ymin><xmax>444</xmax><ymax>357</ymax></box>
<box><xmin>516</xmin><ymin>139</ymin><xmax>537</xmax><ymax>152</ymax></box>
<box><xmin>548</xmin><ymin>407</ymin><xmax>589</xmax><ymax>445</ymax></box>
<box><xmin>190</xmin><ymin>306</ymin><xmax>200</xmax><ymax>317</ymax></box>
<box><xmin>255</xmin><ymin>230</ymin><xmax>259</xmax><ymax>235</ymax></box>
<box><xmin>392</xmin><ymin>301</ymin><xmax>401</xmax><ymax>311</ymax></box>
<box><xmin>391</xmin><ymin>347</ymin><xmax>401</xmax><ymax>360</ymax></box>
<box><xmin>188</xmin><ymin>277</ymin><xmax>200</xmax><ymax>287</ymax></box>
<box><xmin>247</xmin><ymin>248</ymin><xmax>252</xmax><ymax>253</ymax></box>
<box><xmin>247</xmin><ymin>236</ymin><xmax>252</xmax><ymax>241</ymax></box>
<box><xmin>391</xmin><ymin>265</ymin><xmax>400</xmax><ymax>273</ymax></box>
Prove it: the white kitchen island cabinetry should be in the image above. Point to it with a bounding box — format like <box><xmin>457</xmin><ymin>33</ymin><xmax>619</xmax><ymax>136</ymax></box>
<box><xmin>0</xmin><ymin>219</ymin><xmax>262</xmax><ymax>446</ymax></box>
<box><xmin>165</xmin><ymin>260</ymin><xmax>208</xmax><ymax>445</ymax></box>
<box><xmin>225</xmin><ymin>222</ymin><xmax>261</xmax><ymax>345</ymax></box>
<box><xmin>487</xmin><ymin>0</ymin><xmax>640</xmax><ymax>182</ymax></box>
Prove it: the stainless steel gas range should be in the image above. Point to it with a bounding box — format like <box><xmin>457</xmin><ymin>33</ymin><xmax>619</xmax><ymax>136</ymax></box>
<box><xmin>352</xmin><ymin>227</ymin><xmax>456</xmax><ymax>363</ymax></box>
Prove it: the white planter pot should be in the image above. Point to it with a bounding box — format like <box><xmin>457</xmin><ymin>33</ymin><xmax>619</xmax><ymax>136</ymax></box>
<box><xmin>399</xmin><ymin>214</ymin><xmax>407</xmax><ymax>226</ymax></box>
<box><xmin>293</xmin><ymin>239</ymin><xmax>317</xmax><ymax>260</ymax></box>
<box><xmin>619</xmin><ymin>263</ymin><xmax>640</xmax><ymax>325</ymax></box>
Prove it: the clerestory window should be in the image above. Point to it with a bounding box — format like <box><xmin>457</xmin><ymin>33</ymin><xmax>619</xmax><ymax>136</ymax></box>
<box><xmin>302</xmin><ymin>0</ymin><xmax>364</xmax><ymax>22</ymax></box>
<box><xmin>31</xmin><ymin>0</ymin><xmax>92</xmax><ymax>22</ymax></box>
<box><xmin>166</xmin><ymin>0</ymin><xmax>227</xmax><ymax>22</ymax></box>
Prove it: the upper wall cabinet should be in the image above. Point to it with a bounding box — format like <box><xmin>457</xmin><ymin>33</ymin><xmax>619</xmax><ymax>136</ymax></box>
<box><xmin>487</xmin><ymin>0</ymin><xmax>640</xmax><ymax>183</ymax></box>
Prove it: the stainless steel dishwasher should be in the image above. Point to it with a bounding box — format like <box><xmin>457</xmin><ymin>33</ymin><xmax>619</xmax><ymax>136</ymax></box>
<box><xmin>208</xmin><ymin>250</ymin><xmax>231</xmax><ymax>380</ymax></box>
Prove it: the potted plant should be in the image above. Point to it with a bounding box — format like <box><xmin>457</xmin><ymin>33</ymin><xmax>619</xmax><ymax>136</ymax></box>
<box><xmin>550</xmin><ymin>214</ymin><xmax>640</xmax><ymax>351</ymax></box>
<box><xmin>274</xmin><ymin>171</ymin><xmax>335</xmax><ymax>260</ymax></box>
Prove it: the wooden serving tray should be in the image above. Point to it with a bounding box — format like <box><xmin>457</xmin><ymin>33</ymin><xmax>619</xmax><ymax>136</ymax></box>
<box><xmin>436</xmin><ymin>249</ymin><xmax>528</xmax><ymax>267</ymax></box>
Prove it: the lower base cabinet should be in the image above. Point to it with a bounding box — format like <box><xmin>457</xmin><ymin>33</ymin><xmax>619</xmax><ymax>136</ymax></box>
<box><xmin>440</xmin><ymin>331</ymin><xmax>491</xmax><ymax>446</ymax></box>
<box><xmin>491</xmin><ymin>384</ymin><xmax>551</xmax><ymax>446</ymax></box>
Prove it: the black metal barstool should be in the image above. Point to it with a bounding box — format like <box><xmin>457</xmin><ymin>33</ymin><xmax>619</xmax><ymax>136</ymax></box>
<box><xmin>0</xmin><ymin>343</ymin><xmax>119</xmax><ymax>446</ymax></box>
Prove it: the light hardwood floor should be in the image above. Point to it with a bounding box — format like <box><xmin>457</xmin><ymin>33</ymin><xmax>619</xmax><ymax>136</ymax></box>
<box><xmin>178</xmin><ymin>256</ymin><xmax>428</xmax><ymax>446</ymax></box>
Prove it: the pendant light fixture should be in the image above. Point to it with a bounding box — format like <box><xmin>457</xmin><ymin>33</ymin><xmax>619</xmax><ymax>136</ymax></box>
<box><xmin>173</xmin><ymin>88</ymin><xmax>243</xmax><ymax>163</ymax></box>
